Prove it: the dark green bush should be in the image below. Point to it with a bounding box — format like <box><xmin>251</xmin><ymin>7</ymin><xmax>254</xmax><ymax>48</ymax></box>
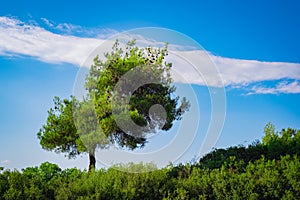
<box><xmin>1</xmin><ymin>124</ymin><xmax>299</xmax><ymax>199</ymax></box>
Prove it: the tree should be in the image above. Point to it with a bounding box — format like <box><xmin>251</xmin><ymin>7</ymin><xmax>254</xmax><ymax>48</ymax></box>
<box><xmin>262</xmin><ymin>122</ymin><xmax>277</xmax><ymax>145</ymax></box>
<box><xmin>262</xmin><ymin>123</ymin><xmax>300</xmax><ymax>159</ymax></box>
<box><xmin>37</xmin><ymin>39</ymin><xmax>189</xmax><ymax>170</ymax></box>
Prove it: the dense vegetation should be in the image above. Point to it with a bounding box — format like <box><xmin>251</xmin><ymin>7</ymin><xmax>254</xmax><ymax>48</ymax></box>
<box><xmin>1</xmin><ymin>123</ymin><xmax>299</xmax><ymax>199</ymax></box>
<box><xmin>199</xmin><ymin>123</ymin><xmax>300</xmax><ymax>169</ymax></box>
<box><xmin>37</xmin><ymin>40</ymin><xmax>189</xmax><ymax>170</ymax></box>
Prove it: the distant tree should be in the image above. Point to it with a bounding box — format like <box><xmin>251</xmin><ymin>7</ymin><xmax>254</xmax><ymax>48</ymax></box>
<box><xmin>199</xmin><ymin>122</ymin><xmax>300</xmax><ymax>169</ymax></box>
<box><xmin>262</xmin><ymin>123</ymin><xmax>300</xmax><ymax>159</ymax></box>
<box><xmin>38</xmin><ymin>40</ymin><xmax>189</xmax><ymax>170</ymax></box>
<box><xmin>262</xmin><ymin>122</ymin><xmax>277</xmax><ymax>145</ymax></box>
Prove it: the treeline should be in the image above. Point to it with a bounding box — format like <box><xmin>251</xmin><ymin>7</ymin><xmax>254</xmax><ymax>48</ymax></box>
<box><xmin>0</xmin><ymin>123</ymin><xmax>299</xmax><ymax>199</ymax></box>
<box><xmin>199</xmin><ymin>123</ymin><xmax>300</xmax><ymax>169</ymax></box>
<box><xmin>0</xmin><ymin>155</ymin><xmax>299</xmax><ymax>200</ymax></box>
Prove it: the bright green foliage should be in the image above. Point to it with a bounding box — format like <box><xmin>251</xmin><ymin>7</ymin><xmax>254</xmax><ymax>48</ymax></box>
<box><xmin>37</xmin><ymin>40</ymin><xmax>189</xmax><ymax>170</ymax></box>
<box><xmin>262</xmin><ymin>122</ymin><xmax>277</xmax><ymax>145</ymax></box>
<box><xmin>85</xmin><ymin>40</ymin><xmax>189</xmax><ymax>149</ymax></box>
<box><xmin>262</xmin><ymin>123</ymin><xmax>300</xmax><ymax>159</ymax></box>
<box><xmin>199</xmin><ymin>123</ymin><xmax>300</xmax><ymax>169</ymax></box>
<box><xmin>37</xmin><ymin>96</ymin><xmax>85</xmax><ymax>158</ymax></box>
<box><xmin>1</xmin><ymin>155</ymin><xmax>299</xmax><ymax>199</ymax></box>
<box><xmin>0</xmin><ymin>162</ymin><xmax>84</xmax><ymax>200</ymax></box>
<box><xmin>73</xmin><ymin>98</ymin><xmax>110</xmax><ymax>154</ymax></box>
<box><xmin>2</xmin><ymin>124</ymin><xmax>300</xmax><ymax>199</ymax></box>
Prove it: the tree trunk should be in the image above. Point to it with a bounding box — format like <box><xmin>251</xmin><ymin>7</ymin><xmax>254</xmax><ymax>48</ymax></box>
<box><xmin>89</xmin><ymin>152</ymin><xmax>96</xmax><ymax>171</ymax></box>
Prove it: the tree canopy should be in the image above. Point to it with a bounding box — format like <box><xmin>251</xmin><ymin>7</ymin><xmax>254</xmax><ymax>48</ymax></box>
<box><xmin>37</xmin><ymin>40</ymin><xmax>189</xmax><ymax>170</ymax></box>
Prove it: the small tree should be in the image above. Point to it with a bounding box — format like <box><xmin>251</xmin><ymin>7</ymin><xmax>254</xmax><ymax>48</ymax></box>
<box><xmin>38</xmin><ymin>40</ymin><xmax>189</xmax><ymax>170</ymax></box>
<box><xmin>262</xmin><ymin>122</ymin><xmax>277</xmax><ymax>145</ymax></box>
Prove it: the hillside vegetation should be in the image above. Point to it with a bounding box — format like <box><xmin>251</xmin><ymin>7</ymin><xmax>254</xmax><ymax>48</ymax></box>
<box><xmin>0</xmin><ymin>123</ymin><xmax>299</xmax><ymax>200</ymax></box>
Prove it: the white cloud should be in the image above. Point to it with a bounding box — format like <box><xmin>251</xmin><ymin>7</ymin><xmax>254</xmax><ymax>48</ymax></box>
<box><xmin>1</xmin><ymin>16</ymin><xmax>300</xmax><ymax>94</ymax></box>
<box><xmin>248</xmin><ymin>81</ymin><xmax>300</xmax><ymax>95</ymax></box>
<box><xmin>1</xmin><ymin>160</ymin><xmax>12</xmax><ymax>164</ymax></box>
<box><xmin>166</xmin><ymin>50</ymin><xmax>300</xmax><ymax>90</ymax></box>
<box><xmin>0</xmin><ymin>16</ymin><xmax>103</xmax><ymax>66</ymax></box>
<box><xmin>212</xmin><ymin>56</ymin><xmax>300</xmax><ymax>86</ymax></box>
<box><xmin>40</xmin><ymin>17</ymin><xmax>119</xmax><ymax>38</ymax></box>
<box><xmin>41</xmin><ymin>17</ymin><xmax>54</xmax><ymax>27</ymax></box>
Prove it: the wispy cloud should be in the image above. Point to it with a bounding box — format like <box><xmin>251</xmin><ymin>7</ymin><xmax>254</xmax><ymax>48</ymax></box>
<box><xmin>1</xmin><ymin>16</ymin><xmax>300</xmax><ymax>94</ymax></box>
<box><xmin>41</xmin><ymin>17</ymin><xmax>55</xmax><ymax>27</ymax></box>
<box><xmin>1</xmin><ymin>160</ymin><xmax>12</xmax><ymax>164</ymax></box>
<box><xmin>0</xmin><ymin>16</ymin><xmax>103</xmax><ymax>66</ymax></box>
<box><xmin>41</xmin><ymin>17</ymin><xmax>119</xmax><ymax>38</ymax></box>
<box><xmin>247</xmin><ymin>81</ymin><xmax>300</xmax><ymax>95</ymax></box>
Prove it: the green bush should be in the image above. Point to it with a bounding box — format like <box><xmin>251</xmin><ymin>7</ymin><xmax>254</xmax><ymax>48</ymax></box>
<box><xmin>1</xmin><ymin>124</ymin><xmax>299</xmax><ymax>199</ymax></box>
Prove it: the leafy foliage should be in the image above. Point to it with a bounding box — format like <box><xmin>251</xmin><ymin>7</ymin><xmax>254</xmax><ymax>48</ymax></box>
<box><xmin>37</xmin><ymin>40</ymin><xmax>189</xmax><ymax>170</ymax></box>
<box><xmin>199</xmin><ymin>122</ymin><xmax>300</xmax><ymax>169</ymax></box>
<box><xmin>2</xmin><ymin>124</ymin><xmax>300</xmax><ymax>199</ymax></box>
<box><xmin>37</xmin><ymin>97</ymin><xmax>85</xmax><ymax>158</ymax></box>
<box><xmin>85</xmin><ymin>40</ymin><xmax>189</xmax><ymax>149</ymax></box>
<box><xmin>0</xmin><ymin>156</ymin><xmax>299</xmax><ymax>199</ymax></box>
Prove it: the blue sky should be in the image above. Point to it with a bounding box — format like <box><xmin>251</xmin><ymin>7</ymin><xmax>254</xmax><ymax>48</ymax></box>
<box><xmin>1</xmin><ymin>0</ymin><xmax>300</xmax><ymax>170</ymax></box>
